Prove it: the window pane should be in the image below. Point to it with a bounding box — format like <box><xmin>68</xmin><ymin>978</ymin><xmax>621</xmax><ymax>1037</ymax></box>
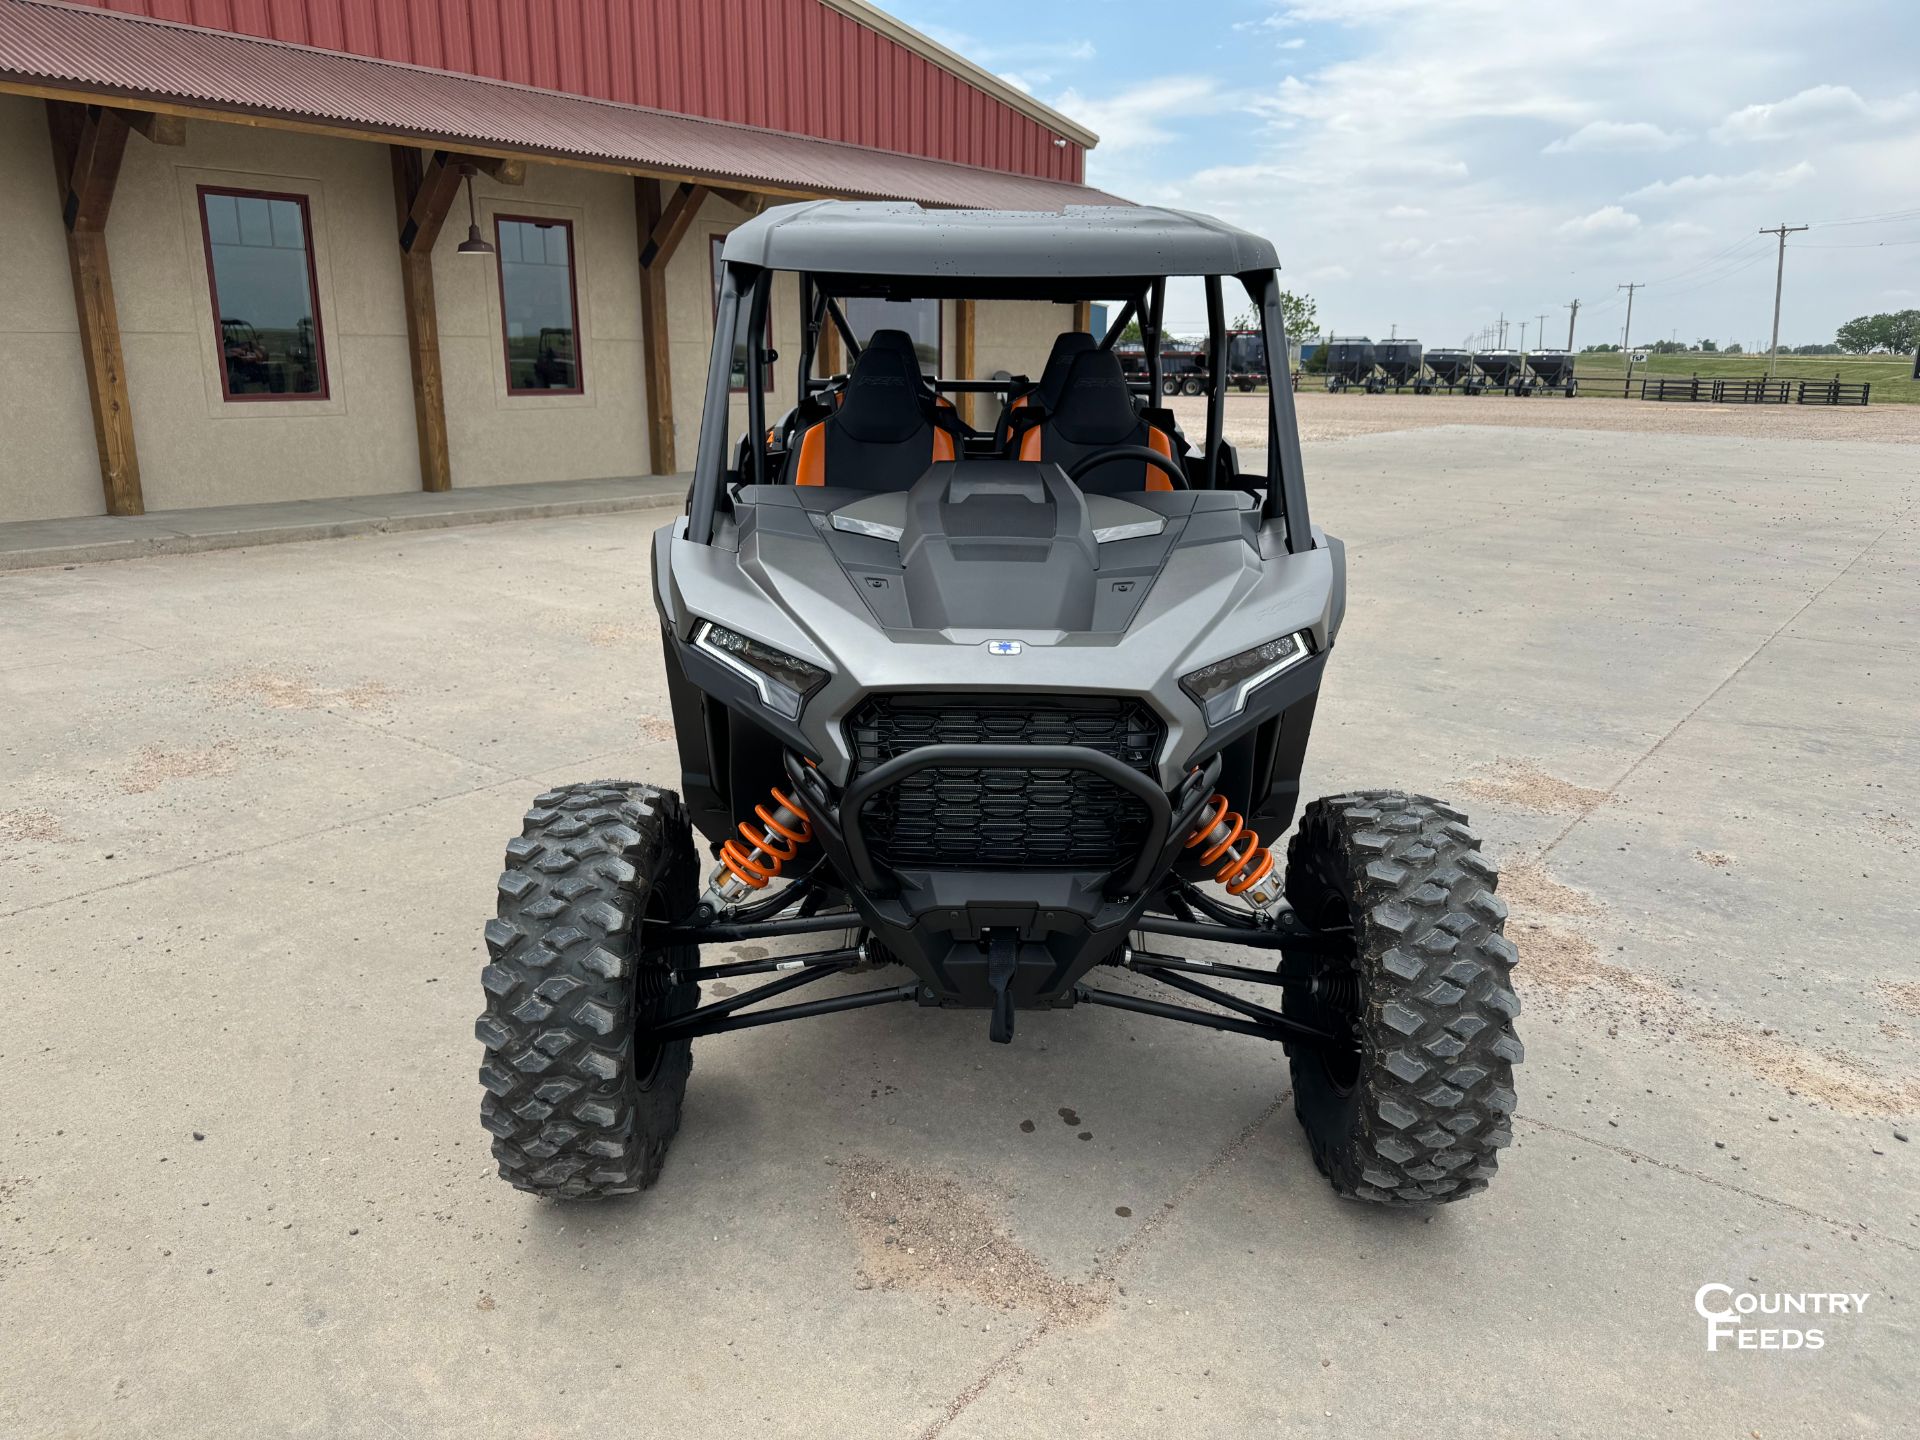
<box><xmin>844</xmin><ymin>297</ymin><xmax>940</xmax><ymax>375</ymax></box>
<box><xmin>497</xmin><ymin>218</ymin><xmax>581</xmax><ymax>393</ymax></box>
<box><xmin>711</xmin><ymin>236</ymin><xmax>772</xmax><ymax>393</ymax></box>
<box><xmin>200</xmin><ymin>188</ymin><xmax>325</xmax><ymax>398</ymax></box>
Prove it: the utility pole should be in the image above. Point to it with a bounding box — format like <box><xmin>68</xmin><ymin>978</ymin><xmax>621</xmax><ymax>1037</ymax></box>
<box><xmin>1537</xmin><ymin>313</ymin><xmax>1550</xmax><ymax>350</ymax></box>
<box><xmin>1519</xmin><ymin>320</ymin><xmax>1529</xmax><ymax>350</ymax></box>
<box><xmin>1389</xmin><ymin>322</ymin><xmax>1397</xmax><ymax>339</ymax></box>
<box><xmin>1759</xmin><ymin>222</ymin><xmax>1808</xmax><ymax>376</ymax></box>
<box><xmin>1498</xmin><ymin>313</ymin><xmax>1507</xmax><ymax>347</ymax></box>
<box><xmin>1619</xmin><ymin>282</ymin><xmax>1642</xmax><ymax>393</ymax></box>
<box><xmin>1565</xmin><ymin>298</ymin><xmax>1580</xmax><ymax>350</ymax></box>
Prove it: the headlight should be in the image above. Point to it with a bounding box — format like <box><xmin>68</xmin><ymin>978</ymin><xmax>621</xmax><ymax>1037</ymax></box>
<box><xmin>1180</xmin><ymin>631</ymin><xmax>1314</xmax><ymax>726</ymax></box>
<box><xmin>693</xmin><ymin>621</ymin><xmax>828</xmax><ymax>720</ymax></box>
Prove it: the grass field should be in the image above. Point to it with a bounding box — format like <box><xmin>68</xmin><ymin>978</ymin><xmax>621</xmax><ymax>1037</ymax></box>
<box><xmin>1571</xmin><ymin>349</ymin><xmax>1919</xmax><ymax>403</ymax></box>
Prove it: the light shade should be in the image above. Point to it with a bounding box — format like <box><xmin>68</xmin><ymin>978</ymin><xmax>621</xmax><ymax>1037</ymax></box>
<box><xmin>456</xmin><ymin>222</ymin><xmax>494</xmax><ymax>256</ymax></box>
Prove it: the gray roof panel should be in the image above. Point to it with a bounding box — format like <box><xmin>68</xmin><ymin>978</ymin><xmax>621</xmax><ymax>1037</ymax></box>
<box><xmin>720</xmin><ymin>201</ymin><xmax>1281</xmax><ymax>279</ymax></box>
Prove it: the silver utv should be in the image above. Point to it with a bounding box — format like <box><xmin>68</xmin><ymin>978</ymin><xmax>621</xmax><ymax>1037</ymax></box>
<box><xmin>477</xmin><ymin>203</ymin><xmax>1521</xmax><ymax>1207</ymax></box>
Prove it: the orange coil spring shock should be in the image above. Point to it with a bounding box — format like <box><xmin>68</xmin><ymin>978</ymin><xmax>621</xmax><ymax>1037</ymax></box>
<box><xmin>714</xmin><ymin>787</ymin><xmax>814</xmax><ymax>896</ymax></box>
<box><xmin>1184</xmin><ymin>793</ymin><xmax>1283</xmax><ymax>911</ymax></box>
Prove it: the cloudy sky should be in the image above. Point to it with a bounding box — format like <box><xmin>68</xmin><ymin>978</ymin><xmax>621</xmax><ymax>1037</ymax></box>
<box><xmin>890</xmin><ymin>0</ymin><xmax>1920</xmax><ymax>349</ymax></box>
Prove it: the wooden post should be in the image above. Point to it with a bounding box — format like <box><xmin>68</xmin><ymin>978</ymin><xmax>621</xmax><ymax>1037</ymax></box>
<box><xmin>47</xmin><ymin>101</ymin><xmax>142</xmax><ymax>516</ymax></box>
<box><xmin>954</xmin><ymin>299</ymin><xmax>977</xmax><ymax>429</ymax></box>
<box><xmin>390</xmin><ymin>146</ymin><xmax>464</xmax><ymax>492</ymax></box>
<box><xmin>1074</xmin><ymin>300</ymin><xmax>1092</xmax><ymax>334</ymax></box>
<box><xmin>635</xmin><ymin>179</ymin><xmax>708</xmax><ymax>476</ymax></box>
<box><xmin>817</xmin><ymin>306</ymin><xmax>841</xmax><ymax>379</ymax></box>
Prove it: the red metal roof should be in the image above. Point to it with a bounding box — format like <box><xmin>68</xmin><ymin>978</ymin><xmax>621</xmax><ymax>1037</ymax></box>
<box><xmin>0</xmin><ymin>1</ymin><xmax>1119</xmax><ymax>208</ymax></box>
<box><xmin>41</xmin><ymin>0</ymin><xmax>1089</xmax><ymax>183</ymax></box>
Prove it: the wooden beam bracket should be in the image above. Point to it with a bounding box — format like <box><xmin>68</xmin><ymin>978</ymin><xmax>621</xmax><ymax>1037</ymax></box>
<box><xmin>128</xmin><ymin>109</ymin><xmax>186</xmax><ymax>146</ymax></box>
<box><xmin>639</xmin><ymin>181</ymin><xmax>708</xmax><ymax>271</ymax></box>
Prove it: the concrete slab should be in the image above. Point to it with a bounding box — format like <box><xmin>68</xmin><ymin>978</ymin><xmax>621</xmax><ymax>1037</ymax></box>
<box><xmin>0</xmin><ymin>475</ymin><xmax>687</xmax><ymax>572</ymax></box>
<box><xmin>1</xmin><ymin>424</ymin><xmax>1916</xmax><ymax>1436</ymax></box>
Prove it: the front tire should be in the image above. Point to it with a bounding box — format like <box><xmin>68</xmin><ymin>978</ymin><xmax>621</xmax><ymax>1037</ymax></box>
<box><xmin>1283</xmin><ymin>791</ymin><xmax>1521</xmax><ymax>1204</ymax></box>
<box><xmin>476</xmin><ymin>782</ymin><xmax>699</xmax><ymax>1199</ymax></box>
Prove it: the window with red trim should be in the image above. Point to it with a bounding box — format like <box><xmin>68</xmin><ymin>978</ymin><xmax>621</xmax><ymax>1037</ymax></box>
<box><xmin>198</xmin><ymin>187</ymin><xmax>327</xmax><ymax>401</ymax></box>
<box><xmin>496</xmin><ymin>216</ymin><xmax>583</xmax><ymax>395</ymax></box>
<box><xmin>712</xmin><ymin>235</ymin><xmax>773</xmax><ymax>394</ymax></box>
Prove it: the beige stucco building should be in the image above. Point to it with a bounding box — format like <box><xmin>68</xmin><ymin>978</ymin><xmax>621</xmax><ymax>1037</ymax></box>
<box><xmin>0</xmin><ymin>0</ymin><xmax>1118</xmax><ymax>526</ymax></box>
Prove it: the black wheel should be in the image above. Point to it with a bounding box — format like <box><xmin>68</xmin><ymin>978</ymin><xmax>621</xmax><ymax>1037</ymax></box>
<box><xmin>1237</xmin><ymin>378</ymin><xmax>1255</xmax><ymax>393</ymax></box>
<box><xmin>476</xmin><ymin>782</ymin><xmax>699</xmax><ymax>1199</ymax></box>
<box><xmin>1161</xmin><ymin>375</ymin><xmax>1181</xmax><ymax>396</ymax></box>
<box><xmin>1181</xmin><ymin>375</ymin><xmax>1206</xmax><ymax>396</ymax></box>
<box><xmin>1282</xmin><ymin>791</ymin><xmax>1520</xmax><ymax>1205</ymax></box>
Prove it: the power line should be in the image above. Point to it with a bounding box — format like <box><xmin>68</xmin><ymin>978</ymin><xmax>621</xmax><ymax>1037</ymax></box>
<box><xmin>1809</xmin><ymin>205</ymin><xmax>1920</xmax><ymax>229</ymax></box>
<box><xmin>1619</xmin><ymin>282</ymin><xmax>1642</xmax><ymax>387</ymax></box>
<box><xmin>1798</xmin><ymin>236</ymin><xmax>1920</xmax><ymax>249</ymax></box>
<box><xmin>1639</xmin><ymin>232</ymin><xmax>1770</xmax><ymax>289</ymax></box>
<box><xmin>1759</xmin><ymin>222</ymin><xmax>1809</xmax><ymax>376</ymax></box>
<box><xmin>1651</xmin><ymin>249</ymin><xmax>1772</xmax><ymax>302</ymax></box>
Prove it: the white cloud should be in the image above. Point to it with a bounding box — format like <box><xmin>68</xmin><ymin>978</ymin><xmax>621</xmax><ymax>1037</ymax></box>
<box><xmin>1054</xmin><ymin>76</ymin><xmax>1221</xmax><ymax>156</ymax></box>
<box><xmin>1711</xmin><ymin>84</ymin><xmax>1920</xmax><ymax>142</ymax></box>
<box><xmin>1544</xmin><ymin>120</ymin><xmax>1686</xmax><ymax>154</ymax></box>
<box><xmin>1628</xmin><ymin>161</ymin><xmax>1813</xmax><ymax>199</ymax></box>
<box><xmin>1557</xmin><ymin>205</ymin><xmax>1641</xmax><ymax>237</ymax></box>
<box><xmin>1081</xmin><ymin>1</ymin><xmax>1920</xmax><ymax>344</ymax></box>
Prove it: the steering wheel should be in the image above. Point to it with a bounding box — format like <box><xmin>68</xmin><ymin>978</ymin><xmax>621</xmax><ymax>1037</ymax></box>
<box><xmin>1063</xmin><ymin>445</ymin><xmax>1186</xmax><ymax>489</ymax></box>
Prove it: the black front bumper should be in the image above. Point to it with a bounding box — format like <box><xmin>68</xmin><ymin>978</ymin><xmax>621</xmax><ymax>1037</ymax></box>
<box><xmin>783</xmin><ymin>745</ymin><xmax>1219</xmax><ymax>1007</ymax></box>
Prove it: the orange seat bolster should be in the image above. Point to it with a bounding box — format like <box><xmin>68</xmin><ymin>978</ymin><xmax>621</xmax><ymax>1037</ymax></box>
<box><xmin>794</xmin><ymin>421</ymin><xmax>827</xmax><ymax>486</ymax></box>
<box><xmin>932</xmin><ymin>428</ymin><xmax>955</xmax><ymax>462</ymax></box>
<box><xmin>1145</xmin><ymin>427</ymin><xmax>1175</xmax><ymax>491</ymax></box>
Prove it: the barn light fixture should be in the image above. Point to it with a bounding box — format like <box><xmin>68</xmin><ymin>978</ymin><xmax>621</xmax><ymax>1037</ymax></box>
<box><xmin>456</xmin><ymin>165</ymin><xmax>493</xmax><ymax>256</ymax></box>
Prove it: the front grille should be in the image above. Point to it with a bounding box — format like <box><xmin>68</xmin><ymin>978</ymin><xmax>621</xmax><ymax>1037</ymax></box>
<box><xmin>845</xmin><ymin>694</ymin><xmax>1164</xmax><ymax>870</ymax></box>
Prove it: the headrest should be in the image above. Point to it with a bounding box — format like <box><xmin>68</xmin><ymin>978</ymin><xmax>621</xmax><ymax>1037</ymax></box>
<box><xmin>836</xmin><ymin>345</ymin><xmax>928</xmax><ymax>444</ymax></box>
<box><xmin>1036</xmin><ymin>331</ymin><xmax>1096</xmax><ymax>409</ymax></box>
<box><xmin>862</xmin><ymin>328</ymin><xmax>925</xmax><ymax>375</ymax></box>
<box><xmin>1050</xmin><ymin>349</ymin><xmax>1141</xmax><ymax>445</ymax></box>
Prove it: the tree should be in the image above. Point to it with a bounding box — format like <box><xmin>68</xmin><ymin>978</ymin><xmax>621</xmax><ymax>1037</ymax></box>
<box><xmin>1650</xmin><ymin>339</ymin><xmax>1685</xmax><ymax>355</ymax></box>
<box><xmin>1119</xmin><ymin>319</ymin><xmax>1143</xmax><ymax>345</ymax></box>
<box><xmin>1699</xmin><ymin>338</ymin><xmax>1718</xmax><ymax>352</ymax></box>
<box><xmin>1836</xmin><ymin>314</ymin><xmax>1885</xmax><ymax>353</ymax></box>
<box><xmin>1233</xmin><ymin>289</ymin><xmax>1318</xmax><ymax>341</ymax></box>
<box><xmin>1277</xmin><ymin>289</ymin><xmax>1317</xmax><ymax>343</ymax></box>
<box><xmin>1832</xmin><ymin>311</ymin><xmax>1917</xmax><ymax>353</ymax></box>
<box><xmin>1724</xmin><ymin>343</ymin><xmax>1743</xmax><ymax>355</ymax></box>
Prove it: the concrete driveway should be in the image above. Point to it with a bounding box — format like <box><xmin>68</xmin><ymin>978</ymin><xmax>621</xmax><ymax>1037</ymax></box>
<box><xmin>2</xmin><ymin>424</ymin><xmax>1915</xmax><ymax>1437</ymax></box>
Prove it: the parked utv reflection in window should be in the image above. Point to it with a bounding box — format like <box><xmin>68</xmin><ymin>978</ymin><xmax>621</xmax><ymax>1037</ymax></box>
<box><xmin>496</xmin><ymin>217</ymin><xmax>581</xmax><ymax>394</ymax></box>
<box><xmin>198</xmin><ymin>187</ymin><xmax>326</xmax><ymax>401</ymax></box>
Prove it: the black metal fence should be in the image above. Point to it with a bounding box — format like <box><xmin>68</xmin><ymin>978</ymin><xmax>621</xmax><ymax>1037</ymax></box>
<box><xmin>1574</xmin><ymin>374</ymin><xmax>1871</xmax><ymax>406</ymax></box>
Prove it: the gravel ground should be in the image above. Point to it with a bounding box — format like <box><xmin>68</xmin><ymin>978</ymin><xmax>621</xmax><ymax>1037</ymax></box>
<box><xmin>1171</xmin><ymin>390</ymin><xmax>1920</xmax><ymax>446</ymax></box>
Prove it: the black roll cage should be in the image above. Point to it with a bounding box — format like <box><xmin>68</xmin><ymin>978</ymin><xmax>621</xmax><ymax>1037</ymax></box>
<box><xmin>687</xmin><ymin>263</ymin><xmax>1314</xmax><ymax>556</ymax></box>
